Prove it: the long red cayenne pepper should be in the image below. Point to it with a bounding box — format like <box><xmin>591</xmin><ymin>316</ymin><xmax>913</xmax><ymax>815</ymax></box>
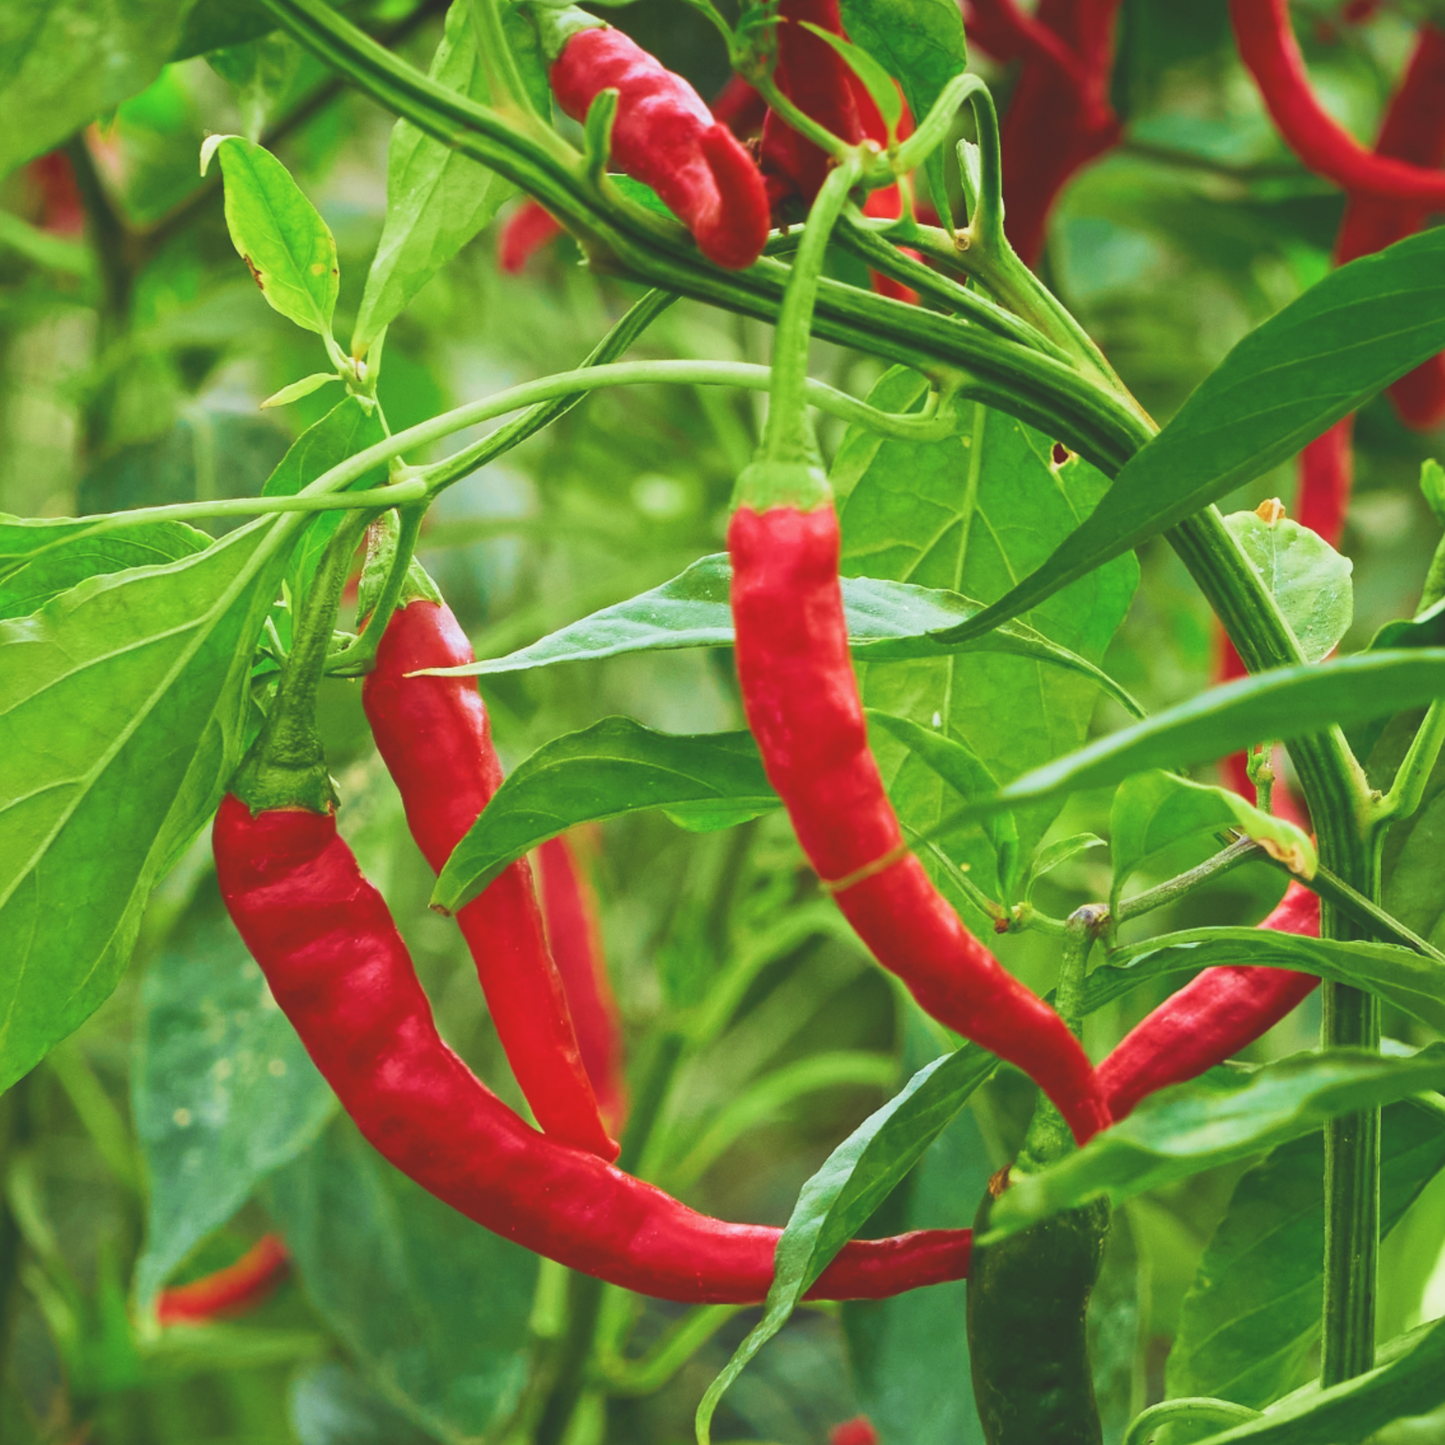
<box><xmin>536</xmin><ymin>834</ymin><xmax>629</xmax><ymax>1133</ymax></box>
<box><xmin>544</xmin><ymin>13</ymin><xmax>769</xmax><ymax>270</ymax></box>
<box><xmin>213</xmin><ymin>796</ymin><xmax>974</xmax><ymax>1303</ymax></box>
<box><xmin>730</xmin><ymin>506</ymin><xmax>1110</xmax><ymax>1143</ymax></box>
<box><xmin>157</xmin><ymin>1235</ymin><xmax>290</xmax><ymax>1326</ymax></box>
<box><xmin>1097</xmin><ymin>882</ymin><xmax>1320</xmax><ymax>1122</ymax></box>
<box><xmin>1230</xmin><ymin>0</ymin><xmax>1445</xmax><ymax>205</ymax></box>
<box><xmin>361</xmin><ymin>594</ymin><xmax>618</xmax><ymax>1162</ymax></box>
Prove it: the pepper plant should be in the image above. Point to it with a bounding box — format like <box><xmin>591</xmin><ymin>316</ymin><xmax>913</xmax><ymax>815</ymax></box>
<box><xmin>4</xmin><ymin>1</ymin><xmax>1445</xmax><ymax>1443</ymax></box>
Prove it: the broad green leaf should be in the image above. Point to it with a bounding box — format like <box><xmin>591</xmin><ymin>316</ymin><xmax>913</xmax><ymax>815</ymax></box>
<box><xmin>352</xmin><ymin>1</ymin><xmax>513</xmax><ymax>350</ymax></box>
<box><xmin>267</xmin><ymin>1114</ymin><xmax>537</xmax><ymax>1442</ymax></box>
<box><xmin>131</xmin><ymin>877</ymin><xmax>335</xmax><ymax>1313</ymax></box>
<box><xmin>1027</xmin><ymin>832</ymin><xmax>1106</xmax><ymax>898</ymax></box>
<box><xmin>936</xmin><ymin>229</ymin><xmax>1445</xmax><ymax>645</ymax></box>
<box><xmin>262</xmin><ymin>396</ymin><xmax>386</xmax><ymax>605</ymax></box>
<box><xmin>206</xmin><ymin>31</ymin><xmax>301</xmax><ymax>141</ymax></box>
<box><xmin>1109</xmin><ymin>770</ymin><xmax>1315</xmax><ymax>911</ymax></box>
<box><xmin>866</xmin><ymin>709</ymin><xmax>1018</xmax><ymax>893</ymax></box>
<box><xmin>986</xmin><ymin>1045</ymin><xmax>1445</xmax><ymax>1241</ymax></box>
<box><xmin>1102</xmin><ymin>927</ymin><xmax>1445</xmax><ymax>1036</ymax></box>
<box><xmin>1166</xmin><ymin>1098</ymin><xmax>1445</xmax><ymax>1410</ymax></box>
<box><xmin>431</xmin><ymin>553</ymin><xmax>1143</xmax><ymax>717</ymax></box>
<box><xmin>0</xmin><ymin>515</ymin><xmax>211</xmax><ymax>622</ymax></box>
<box><xmin>202</xmin><ymin>135</ymin><xmax>340</xmax><ymax>339</ymax></box>
<box><xmin>172</xmin><ymin>0</ymin><xmax>276</xmax><ymax>60</ymax></box>
<box><xmin>0</xmin><ymin>0</ymin><xmax>194</xmax><ymax>177</ymax></box>
<box><xmin>1179</xmin><ymin>1313</ymin><xmax>1445</xmax><ymax>1444</ymax></box>
<box><xmin>432</xmin><ymin>719</ymin><xmax>778</xmax><ymax>913</ymax></box>
<box><xmin>695</xmin><ymin>1038</ymin><xmax>995</xmax><ymax>1445</ymax></box>
<box><xmin>290</xmin><ymin>1362</ymin><xmax>436</xmax><ymax>1445</ymax></box>
<box><xmin>837</xmin><ymin>380</ymin><xmax>1138</xmax><ymax>921</ymax></box>
<box><xmin>0</xmin><ymin>513</ymin><xmax>300</xmax><ymax>1092</ymax></box>
<box><xmin>954</xmin><ymin>650</ymin><xmax>1445</xmax><ymax>826</ymax></box>
<box><xmin>1223</xmin><ymin>508</ymin><xmax>1352</xmax><ymax>664</ymax></box>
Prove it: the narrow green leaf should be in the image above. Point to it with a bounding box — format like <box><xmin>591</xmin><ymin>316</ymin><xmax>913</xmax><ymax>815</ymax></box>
<box><xmin>1421</xmin><ymin>457</ymin><xmax>1445</xmax><ymax>525</ymax></box>
<box><xmin>430</xmin><ymin>553</ymin><xmax>1142</xmax><ymax>717</ymax></box>
<box><xmin>1027</xmin><ymin>833</ymin><xmax>1106</xmax><ymax>898</ymax></box>
<box><xmin>986</xmin><ymin>1046</ymin><xmax>1445</xmax><ymax>1241</ymax></box>
<box><xmin>934</xmin><ymin>230</ymin><xmax>1445</xmax><ymax>645</ymax></box>
<box><xmin>955</xmin><ymin>650</ymin><xmax>1445</xmax><ymax>826</ymax></box>
<box><xmin>695</xmin><ymin>1041</ymin><xmax>994</xmax><ymax>1445</ymax></box>
<box><xmin>0</xmin><ymin>514</ymin><xmax>300</xmax><ymax>1092</ymax></box>
<box><xmin>431</xmin><ymin>719</ymin><xmax>778</xmax><ymax>913</ymax></box>
<box><xmin>1223</xmin><ymin>508</ymin><xmax>1352</xmax><ymax>665</ymax></box>
<box><xmin>1102</xmin><ymin>927</ymin><xmax>1445</xmax><ymax>1036</ymax></box>
<box><xmin>798</xmin><ymin>22</ymin><xmax>902</xmax><ymax>136</ymax></box>
<box><xmin>0</xmin><ymin>516</ymin><xmax>211</xmax><ymax>622</ymax></box>
<box><xmin>1166</xmin><ymin>1098</ymin><xmax>1445</xmax><ymax>1410</ymax></box>
<box><xmin>1109</xmin><ymin>770</ymin><xmax>1315</xmax><ymax>911</ymax></box>
<box><xmin>203</xmin><ymin>135</ymin><xmax>340</xmax><ymax>339</ymax></box>
<box><xmin>352</xmin><ymin>0</ymin><xmax>513</xmax><ymax>349</ymax></box>
<box><xmin>260</xmin><ymin>372</ymin><xmax>340</xmax><ymax>409</ymax></box>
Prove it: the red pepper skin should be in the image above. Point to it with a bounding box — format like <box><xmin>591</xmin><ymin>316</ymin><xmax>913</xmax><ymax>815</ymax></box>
<box><xmin>549</xmin><ymin>28</ymin><xmax>769</xmax><ymax>271</ymax></box>
<box><xmin>536</xmin><ymin>835</ymin><xmax>629</xmax><ymax>1133</ymax></box>
<box><xmin>712</xmin><ymin>73</ymin><xmax>768</xmax><ymax>139</ymax></box>
<box><xmin>729</xmin><ymin>505</ymin><xmax>1110</xmax><ymax>1145</ymax></box>
<box><xmin>830</xmin><ymin>1418</ymin><xmax>880</xmax><ymax>1445</ymax></box>
<box><xmin>1097</xmin><ymin>883</ymin><xmax>1320</xmax><ymax>1123</ymax></box>
<box><xmin>361</xmin><ymin>600</ymin><xmax>617</xmax><ymax>1163</ymax></box>
<box><xmin>156</xmin><ymin>1234</ymin><xmax>290</xmax><ymax>1326</ymax></box>
<box><xmin>499</xmin><ymin>199</ymin><xmax>565</xmax><ymax>274</ymax></box>
<box><xmin>213</xmin><ymin>796</ymin><xmax>972</xmax><ymax>1303</ymax></box>
<box><xmin>1231</xmin><ymin>0</ymin><xmax>1445</xmax><ymax>206</ymax></box>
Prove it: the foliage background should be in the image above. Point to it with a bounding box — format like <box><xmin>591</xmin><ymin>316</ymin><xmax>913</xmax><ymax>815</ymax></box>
<box><xmin>2</xmin><ymin>1</ymin><xmax>1445</xmax><ymax>1442</ymax></box>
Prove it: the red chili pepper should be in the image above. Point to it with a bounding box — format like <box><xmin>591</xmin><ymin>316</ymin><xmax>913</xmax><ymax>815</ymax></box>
<box><xmin>712</xmin><ymin>73</ymin><xmax>768</xmax><ymax>139</ymax></box>
<box><xmin>361</xmin><ymin>598</ymin><xmax>619</xmax><ymax>1163</ymax></box>
<box><xmin>548</xmin><ymin>25</ymin><xmax>770</xmax><ymax>270</ymax></box>
<box><xmin>27</xmin><ymin>151</ymin><xmax>85</xmax><ymax>237</ymax></box>
<box><xmin>536</xmin><ymin>834</ymin><xmax>629</xmax><ymax>1133</ymax></box>
<box><xmin>156</xmin><ymin>1234</ymin><xmax>290</xmax><ymax>1326</ymax></box>
<box><xmin>1231</xmin><ymin>0</ymin><xmax>1445</xmax><ymax>205</ymax></box>
<box><xmin>729</xmin><ymin>503</ymin><xmax>1111</xmax><ymax>1144</ymax></box>
<box><xmin>499</xmin><ymin>199</ymin><xmax>565</xmax><ymax>274</ymax></box>
<box><xmin>1097</xmin><ymin>882</ymin><xmax>1320</xmax><ymax>1122</ymax></box>
<box><xmin>830</xmin><ymin>1417</ymin><xmax>880</xmax><ymax>1445</ymax></box>
<box><xmin>213</xmin><ymin>795</ymin><xmax>973</xmax><ymax>1303</ymax></box>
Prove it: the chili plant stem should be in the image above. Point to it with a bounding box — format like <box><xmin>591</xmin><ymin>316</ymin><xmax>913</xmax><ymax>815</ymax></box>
<box><xmin>1113</xmin><ymin>839</ymin><xmax>1262</xmax><ymax>926</ymax></box>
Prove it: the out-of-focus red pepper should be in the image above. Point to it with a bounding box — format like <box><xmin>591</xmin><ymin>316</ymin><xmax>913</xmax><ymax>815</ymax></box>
<box><xmin>157</xmin><ymin>1235</ymin><xmax>290</xmax><ymax>1326</ymax></box>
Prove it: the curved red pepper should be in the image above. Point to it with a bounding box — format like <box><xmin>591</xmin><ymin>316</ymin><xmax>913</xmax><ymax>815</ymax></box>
<box><xmin>213</xmin><ymin>796</ymin><xmax>972</xmax><ymax>1303</ymax></box>
<box><xmin>362</xmin><ymin>599</ymin><xmax>618</xmax><ymax>1163</ymax></box>
<box><xmin>156</xmin><ymin>1234</ymin><xmax>290</xmax><ymax>1326</ymax></box>
<box><xmin>549</xmin><ymin>27</ymin><xmax>770</xmax><ymax>270</ymax></box>
<box><xmin>500</xmin><ymin>200</ymin><xmax>565</xmax><ymax>274</ymax></box>
<box><xmin>729</xmin><ymin>504</ymin><xmax>1111</xmax><ymax>1144</ymax></box>
<box><xmin>1097</xmin><ymin>882</ymin><xmax>1321</xmax><ymax>1122</ymax></box>
<box><xmin>536</xmin><ymin>834</ymin><xmax>629</xmax><ymax>1133</ymax></box>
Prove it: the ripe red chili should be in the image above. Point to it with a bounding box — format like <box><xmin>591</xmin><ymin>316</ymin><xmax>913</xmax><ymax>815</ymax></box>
<box><xmin>156</xmin><ymin>1234</ymin><xmax>290</xmax><ymax>1326</ymax></box>
<box><xmin>536</xmin><ymin>834</ymin><xmax>629</xmax><ymax>1133</ymax></box>
<box><xmin>212</xmin><ymin>795</ymin><xmax>973</xmax><ymax>1304</ymax></box>
<box><xmin>362</xmin><ymin>598</ymin><xmax>618</xmax><ymax>1163</ymax></box>
<box><xmin>548</xmin><ymin>25</ymin><xmax>770</xmax><ymax>270</ymax></box>
<box><xmin>499</xmin><ymin>199</ymin><xmax>565</xmax><ymax>274</ymax></box>
<box><xmin>728</xmin><ymin>503</ymin><xmax>1111</xmax><ymax>1145</ymax></box>
<box><xmin>1097</xmin><ymin>882</ymin><xmax>1320</xmax><ymax>1121</ymax></box>
<box><xmin>1231</xmin><ymin>0</ymin><xmax>1445</xmax><ymax>206</ymax></box>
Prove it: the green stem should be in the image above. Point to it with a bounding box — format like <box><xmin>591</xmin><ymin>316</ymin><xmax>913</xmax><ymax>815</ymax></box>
<box><xmin>1122</xmin><ymin>1398</ymin><xmax>1260</xmax><ymax>1445</ymax></box>
<box><xmin>328</xmin><ymin>505</ymin><xmax>428</xmax><ymax>676</ymax></box>
<box><xmin>1113</xmin><ymin>838</ymin><xmax>1261</xmax><ymax>926</ymax></box>
<box><xmin>1374</xmin><ymin>699</ymin><xmax>1445</xmax><ymax>825</ymax></box>
<box><xmin>599</xmin><ymin>1303</ymin><xmax>741</xmax><ymax>1395</ymax></box>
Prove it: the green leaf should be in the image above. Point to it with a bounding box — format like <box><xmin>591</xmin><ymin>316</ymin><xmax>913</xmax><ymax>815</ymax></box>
<box><xmin>0</xmin><ymin>0</ymin><xmax>194</xmax><ymax>177</ymax></box>
<box><xmin>1109</xmin><ymin>770</ymin><xmax>1315</xmax><ymax>911</ymax></box>
<box><xmin>837</xmin><ymin>381</ymin><xmax>1138</xmax><ymax>921</ymax></box>
<box><xmin>1421</xmin><ymin>457</ymin><xmax>1445</xmax><ymax>526</ymax></box>
<box><xmin>1027</xmin><ymin>832</ymin><xmax>1106</xmax><ymax>898</ymax></box>
<box><xmin>1102</xmin><ymin>927</ymin><xmax>1445</xmax><ymax>1037</ymax></box>
<box><xmin>695</xmin><ymin>1039</ymin><xmax>995</xmax><ymax>1445</ymax></box>
<box><xmin>352</xmin><ymin>0</ymin><xmax>514</xmax><ymax>350</ymax></box>
<box><xmin>260</xmin><ymin>372</ymin><xmax>340</xmax><ymax>409</ymax></box>
<box><xmin>0</xmin><ymin>514</ymin><xmax>300</xmax><ymax>1093</ymax></box>
<box><xmin>953</xmin><ymin>649</ymin><xmax>1445</xmax><ymax>826</ymax></box>
<box><xmin>433</xmin><ymin>552</ymin><xmax>1143</xmax><ymax>717</ymax></box>
<box><xmin>131</xmin><ymin>876</ymin><xmax>336</xmax><ymax>1313</ymax></box>
<box><xmin>431</xmin><ymin>719</ymin><xmax>778</xmax><ymax>913</ymax></box>
<box><xmin>172</xmin><ymin>0</ymin><xmax>277</xmax><ymax>60</ymax></box>
<box><xmin>986</xmin><ymin>1046</ymin><xmax>1445</xmax><ymax>1241</ymax></box>
<box><xmin>0</xmin><ymin>514</ymin><xmax>211</xmax><ymax>622</ymax></box>
<box><xmin>866</xmin><ymin>709</ymin><xmax>1018</xmax><ymax>893</ymax></box>
<box><xmin>202</xmin><ymin>135</ymin><xmax>340</xmax><ymax>340</ymax></box>
<box><xmin>206</xmin><ymin>32</ymin><xmax>301</xmax><ymax>142</ymax></box>
<box><xmin>1166</xmin><ymin>1098</ymin><xmax>1445</xmax><ymax>1411</ymax></box>
<box><xmin>1178</xmin><ymin>1314</ymin><xmax>1445</xmax><ymax>1444</ymax></box>
<box><xmin>798</xmin><ymin>22</ymin><xmax>902</xmax><ymax>137</ymax></box>
<box><xmin>1223</xmin><ymin>508</ymin><xmax>1352</xmax><ymax>664</ymax></box>
<box><xmin>935</xmin><ymin>229</ymin><xmax>1445</xmax><ymax>645</ymax></box>
<box><xmin>290</xmin><ymin>1362</ymin><xmax>436</xmax><ymax>1445</ymax></box>
<box><xmin>267</xmin><ymin>1114</ymin><xmax>537</xmax><ymax>1442</ymax></box>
